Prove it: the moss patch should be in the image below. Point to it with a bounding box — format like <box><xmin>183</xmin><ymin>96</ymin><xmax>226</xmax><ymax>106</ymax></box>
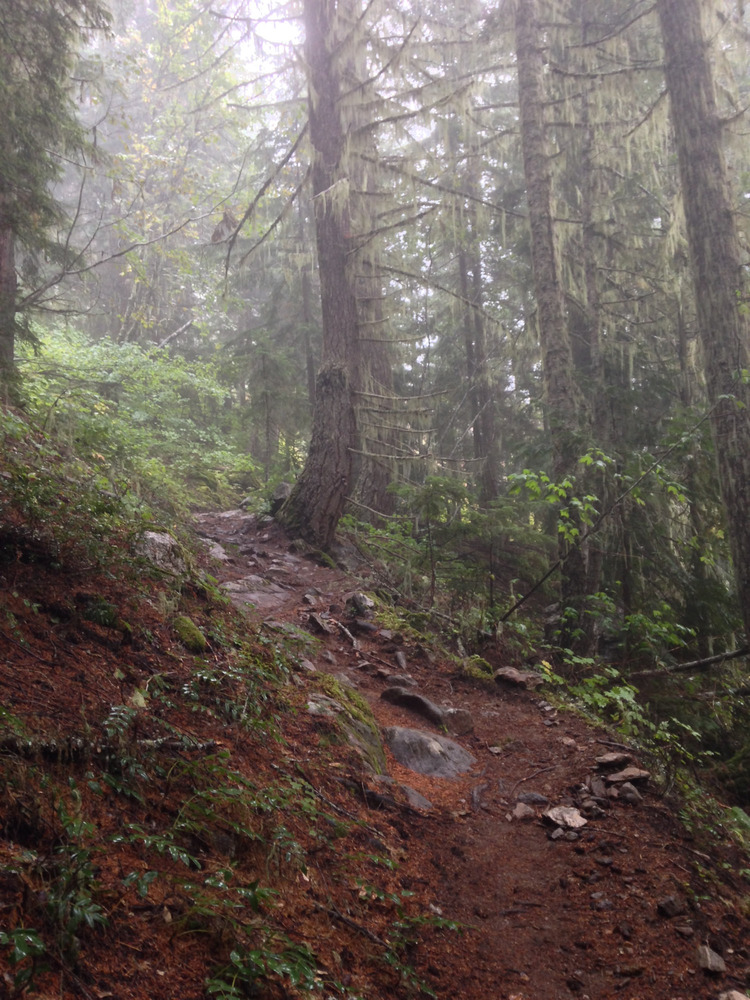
<box><xmin>460</xmin><ymin>655</ymin><xmax>495</xmax><ymax>689</ymax></box>
<box><xmin>174</xmin><ymin>614</ymin><xmax>209</xmax><ymax>653</ymax></box>
<box><xmin>315</xmin><ymin>673</ymin><xmax>387</xmax><ymax>775</ymax></box>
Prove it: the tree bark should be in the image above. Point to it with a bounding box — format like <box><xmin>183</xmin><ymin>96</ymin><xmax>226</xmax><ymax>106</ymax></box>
<box><xmin>515</xmin><ymin>0</ymin><xmax>585</xmax><ymax>654</ymax></box>
<box><xmin>657</xmin><ymin>0</ymin><xmax>750</xmax><ymax>643</ymax></box>
<box><xmin>0</xmin><ymin>213</ymin><xmax>17</xmax><ymax>384</ymax></box>
<box><xmin>276</xmin><ymin>0</ymin><xmax>361</xmax><ymax>549</ymax></box>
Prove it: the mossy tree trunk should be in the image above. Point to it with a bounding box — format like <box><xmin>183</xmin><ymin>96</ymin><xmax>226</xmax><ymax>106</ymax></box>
<box><xmin>515</xmin><ymin>0</ymin><xmax>587</xmax><ymax>655</ymax></box>
<box><xmin>277</xmin><ymin>0</ymin><xmax>361</xmax><ymax>549</ymax></box>
<box><xmin>657</xmin><ymin>0</ymin><xmax>750</xmax><ymax>642</ymax></box>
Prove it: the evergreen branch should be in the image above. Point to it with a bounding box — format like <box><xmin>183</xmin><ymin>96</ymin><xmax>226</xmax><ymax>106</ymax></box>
<box><xmin>500</xmin><ymin>406</ymin><xmax>717</xmax><ymax>623</ymax></box>
<box><xmin>226</xmin><ymin>121</ymin><xmax>309</xmax><ymax>274</ymax></box>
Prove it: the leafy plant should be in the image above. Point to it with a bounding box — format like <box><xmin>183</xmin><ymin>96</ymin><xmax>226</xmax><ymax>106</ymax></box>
<box><xmin>0</xmin><ymin>928</ymin><xmax>47</xmax><ymax>994</ymax></box>
<box><xmin>206</xmin><ymin>939</ymin><xmax>319</xmax><ymax>998</ymax></box>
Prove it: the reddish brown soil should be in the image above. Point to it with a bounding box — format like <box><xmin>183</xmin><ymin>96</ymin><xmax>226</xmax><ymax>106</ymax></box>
<box><xmin>1</xmin><ymin>508</ymin><xmax>749</xmax><ymax>1000</ymax></box>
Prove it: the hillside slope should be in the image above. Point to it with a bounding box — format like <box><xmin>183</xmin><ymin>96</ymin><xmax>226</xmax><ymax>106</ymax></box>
<box><xmin>1</xmin><ymin>500</ymin><xmax>749</xmax><ymax>1000</ymax></box>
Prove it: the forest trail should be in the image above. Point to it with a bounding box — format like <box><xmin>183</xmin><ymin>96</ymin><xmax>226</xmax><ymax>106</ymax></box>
<box><xmin>195</xmin><ymin>508</ymin><xmax>750</xmax><ymax>1000</ymax></box>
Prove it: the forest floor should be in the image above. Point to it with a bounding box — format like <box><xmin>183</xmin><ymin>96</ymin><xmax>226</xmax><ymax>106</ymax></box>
<box><xmin>1</xmin><ymin>505</ymin><xmax>749</xmax><ymax>1000</ymax></box>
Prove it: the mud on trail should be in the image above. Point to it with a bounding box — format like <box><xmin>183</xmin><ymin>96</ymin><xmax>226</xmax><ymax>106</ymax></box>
<box><xmin>0</xmin><ymin>506</ymin><xmax>748</xmax><ymax>1000</ymax></box>
<box><xmin>196</xmin><ymin>509</ymin><xmax>750</xmax><ymax>1000</ymax></box>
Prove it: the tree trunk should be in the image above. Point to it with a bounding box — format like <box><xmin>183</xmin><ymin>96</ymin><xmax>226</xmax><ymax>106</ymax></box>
<box><xmin>0</xmin><ymin>214</ymin><xmax>17</xmax><ymax>385</ymax></box>
<box><xmin>657</xmin><ymin>0</ymin><xmax>750</xmax><ymax>642</ymax></box>
<box><xmin>515</xmin><ymin>0</ymin><xmax>585</xmax><ymax>654</ymax></box>
<box><xmin>276</xmin><ymin>0</ymin><xmax>360</xmax><ymax>549</ymax></box>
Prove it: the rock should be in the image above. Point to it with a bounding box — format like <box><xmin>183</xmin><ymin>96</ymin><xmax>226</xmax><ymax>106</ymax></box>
<box><xmin>134</xmin><ymin>531</ymin><xmax>187</xmax><ymax>574</ymax></box>
<box><xmin>394</xmin><ymin>650</ymin><xmax>408</xmax><ymax>670</ymax></box>
<box><xmin>542</xmin><ymin>805</ymin><xmax>588</xmax><ymax>830</ymax></box>
<box><xmin>606</xmin><ymin>766</ymin><xmax>650</xmax><ymax>785</ymax></box>
<box><xmin>203</xmin><ymin>540</ymin><xmax>231</xmax><ymax>561</ymax></box>
<box><xmin>269</xmin><ymin>481</ymin><xmax>292</xmax><ymax>515</ymax></box>
<box><xmin>372</xmin><ymin>775</ymin><xmax>432</xmax><ymax>811</ymax></box>
<box><xmin>352</xmin><ymin>618</ymin><xmax>379</xmax><ymax>634</ymax></box>
<box><xmin>443</xmin><ymin>707</ymin><xmax>474</xmax><ymax>735</ymax></box>
<box><xmin>347</xmin><ymin>592</ymin><xmax>375</xmax><ymax>617</ymax></box>
<box><xmin>595</xmin><ymin>751</ymin><xmax>633</xmax><ymax>768</ymax></box>
<box><xmin>517</xmin><ymin>791</ymin><xmax>549</xmax><ymax>806</ymax></box>
<box><xmin>675</xmin><ymin>924</ymin><xmax>695</xmax><ymax>938</ymax></box>
<box><xmin>494</xmin><ymin>666</ymin><xmax>544</xmax><ymax>690</ymax></box>
<box><xmin>307</xmin><ymin>613</ymin><xmax>337</xmax><ymax>635</ymax></box>
<box><xmin>173</xmin><ymin>614</ymin><xmax>208</xmax><ymax>653</ymax></box>
<box><xmin>618</xmin><ymin>781</ymin><xmax>644</xmax><ymax>805</ymax></box>
<box><xmin>657</xmin><ymin>895</ymin><xmax>687</xmax><ymax>918</ymax></box>
<box><xmin>309</xmin><ymin>678</ymin><xmax>387</xmax><ymax>775</ymax></box>
<box><xmin>719</xmin><ymin>991</ymin><xmax>748</xmax><ymax>1000</ymax></box>
<box><xmin>388</xmin><ymin>674</ymin><xmax>418</xmax><ymax>687</ymax></box>
<box><xmin>383</xmin><ymin>726</ymin><xmax>476</xmax><ymax>778</ymax></box>
<box><xmin>512</xmin><ymin>802</ymin><xmax>537</xmax><ymax>821</ymax></box>
<box><xmin>586</xmin><ymin>775</ymin><xmax>608</xmax><ymax>798</ymax></box>
<box><xmin>697</xmin><ymin>945</ymin><xmax>726</xmax><ymax>974</ymax></box>
<box><xmin>381</xmin><ymin>687</ymin><xmax>445</xmax><ymax>727</ymax></box>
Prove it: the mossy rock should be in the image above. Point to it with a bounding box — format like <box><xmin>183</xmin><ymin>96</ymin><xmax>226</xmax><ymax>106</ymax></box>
<box><xmin>174</xmin><ymin>614</ymin><xmax>208</xmax><ymax>653</ymax></box>
<box><xmin>313</xmin><ymin>674</ymin><xmax>387</xmax><ymax>775</ymax></box>
<box><xmin>460</xmin><ymin>654</ymin><xmax>495</xmax><ymax>689</ymax></box>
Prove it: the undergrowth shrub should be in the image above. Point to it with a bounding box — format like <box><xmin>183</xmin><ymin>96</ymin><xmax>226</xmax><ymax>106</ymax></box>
<box><xmin>17</xmin><ymin>326</ymin><xmax>258</xmax><ymax>516</ymax></box>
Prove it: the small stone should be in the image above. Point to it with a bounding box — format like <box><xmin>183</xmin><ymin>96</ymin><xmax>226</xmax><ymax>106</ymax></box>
<box><xmin>595</xmin><ymin>751</ymin><xmax>632</xmax><ymax>768</ymax></box>
<box><xmin>543</xmin><ymin>805</ymin><xmax>588</xmax><ymax>830</ymax></box>
<box><xmin>394</xmin><ymin>650</ymin><xmax>408</xmax><ymax>670</ymax></box>
<box><xmin>494</xmin><ymin>666</ymin><xmax>545</xmax><ymax>689</ymax></box>
<box><xmin>321</xmin><ymin>650</ymin><xmax>337</xmax><ymax>665</ymax></box>
<box><xmin>512</xmin><ymin>802</ymin><xmax>537</xmax><ymax>822</ymax></box>
<box><xmin>591</xmin><ymin>897</ymin><xmax>614</xmax><ymax>911</ymax></box>
<box><xmin>518</xmin><ymin>791</ymin><xmax>550</xmax><ymax>806</ymax></box>
<box><xmin>347</xmin><ymin>592</ymin><xmax>375</xmax><ymax>617</ymax></box>
<box><xmin>606</xmin><ymin>766</ymin><xmax>650</xmax><ymax>785</ymax></box>
<box><xmin>352</xmin><ymin>618</ymin><xmax>379</xmax><ymax>634</ymax></box>
<box><xmin>548</xmin><ymin>827</ymin><xmax>566</xmax><ymax>841</ymax></box>
<box><xmin>444</xmin><ymin>707</ymin><xmax>474</xmax><ymax>735</ymax></box>
<box><xmin>719</xmin><ymin>991</ymin><xmax>748</xmax><ymax>1000</ymax></box>
<box><xmin>697</xmin><ymin>945</ymin><xmax>726</xmax><ymax>973</ymax></box>
<box><xmin>308</xmin><ymin>613</ymin><xmax>337</xmax><ymax>635</ymax></box>
<box><xmin>657</xmin><ymin>895</ymin><xmax>687</xmax><ymax>919</ymax></box>
<box><xmin>618</xmin><ymin>781</ymin><xmax>644</xmax><ymax>805</ymax></box>
<box><xmin>388</xmin><ymin>674</ymin><xmax>418</xmax><ymax>687</ymax></box>
<box><xmin>675</xmin><ymin>924</ymin><xmax>695</xmax><ymax>938</ymax></box>
<box><xmin>561</xmin><ymin>736</ymin><xmax>577</xmax><ymax>747</ymax></box>
<box><xmin>586</xmin><ymin>775</ymin><xmax>608</xmax><ymax>798</ymax></box>
<box><xmin>566</xmin><ymin>970</ymin><xmax>585</xmax><ymax>991</ymax></box>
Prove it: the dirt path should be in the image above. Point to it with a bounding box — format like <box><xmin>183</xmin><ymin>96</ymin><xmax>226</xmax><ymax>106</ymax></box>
<box><xmin>196</xmin><ymin>509</ymin><xmax>750</xmax><ymax>1000</ymax></box>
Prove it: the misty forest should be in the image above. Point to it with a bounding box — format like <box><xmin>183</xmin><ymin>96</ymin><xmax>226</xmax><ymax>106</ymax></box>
<box><xmin>3</xmin><ymin>0</ymin><xmax>750</xmax><ymax>997</ymax></box>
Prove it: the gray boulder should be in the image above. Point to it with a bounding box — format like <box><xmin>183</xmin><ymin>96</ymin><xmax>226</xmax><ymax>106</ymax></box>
<box><xmin>383</xmin><ymin>726</ymin><xmax>476</xmax><ymax>778</ymax></box>
<box><xmin>134</xmin><ymin>531</ymin><xmax>186</xmax><ymax>574</ymax></box>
